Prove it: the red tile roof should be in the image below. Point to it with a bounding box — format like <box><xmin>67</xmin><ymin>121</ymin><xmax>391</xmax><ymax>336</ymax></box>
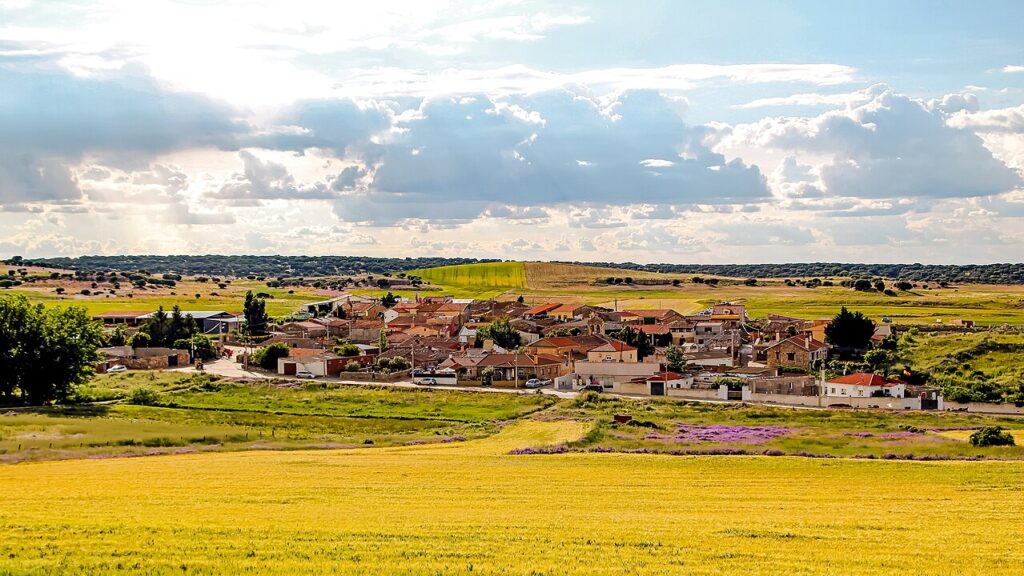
<box><xmin>829</xmin><ymin>373</ymin><xmax>905</xmax><ymax>387</ymax></box>
<box><xmin>525</xmin><ymin>303</ymin><xmax>562</xmax><ymax>316</ymax></box>
<box><xmin>589</xmin><ymin>340</ymin><xmax>636</xmax><ymax>353</ymax></box>
<box><xmin>646</xmin><ymin>371</ymin><xmax>686</xmax><ymax>382</ymax></box>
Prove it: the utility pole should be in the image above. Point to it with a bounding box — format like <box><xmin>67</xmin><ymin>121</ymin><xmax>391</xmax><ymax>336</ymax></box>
<box><xmin>514</xmin><ymin>351</ymin><xmax>519</xmax><ymax>389</ymax></box>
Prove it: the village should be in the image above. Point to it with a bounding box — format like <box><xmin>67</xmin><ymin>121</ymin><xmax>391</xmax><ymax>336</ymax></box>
<box><xmin>89</xmin><ymin>292</ymin><xmax>1006</xmax><ymax>414</ymax></box>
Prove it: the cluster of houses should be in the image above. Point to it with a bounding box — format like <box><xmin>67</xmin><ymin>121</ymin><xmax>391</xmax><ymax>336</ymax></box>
<box><xmin>91</xmin><ymin>294</ymin><xmax>946</xmax><ymax>410</ymax></box>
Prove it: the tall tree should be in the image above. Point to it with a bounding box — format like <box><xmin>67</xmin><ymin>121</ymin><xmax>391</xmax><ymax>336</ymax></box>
<box><xmin>665</xmin><ymin>345</ymin><xmax>686</xmax><ymax>372</ymax></box>
<box><xmin>477</xmin><ymin>317</ymin><xmax>521</xmax><ymax>350</ymax></box>
<box><xmin>141</xmin><ymin>306</ymin><xmax>170</xmax><ymax>346</ymax></box>
<box><xmin>0</xmin><ymin>296</ymin><xmax>103</xmax><ymax>405</ymax></box>
<box><xmin>824</xmin><ymin>307</ymin><xmax>876</xmax><ymax>350</ymax></box>
<box><xmin>168</xmin><ymin>305</ymin><xmax>197</xmax><ymax>344</ymax></box>
<box><xmin>611</xmin><ymin>326</ymin><xmax>654</xmax><ymax>360</ymax></box>
<box><xmin>243</xmin><ymin>291</ymin><xmax>269</xmax><ymax>335</ymax></box>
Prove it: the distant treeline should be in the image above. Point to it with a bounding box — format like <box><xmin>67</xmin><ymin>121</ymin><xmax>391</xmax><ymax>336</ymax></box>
<box><xmin>9</xmin><ymin>255</ymin><xmax>497</xmax><ymax>277</ymax></box>
<box><xmin>567</xmin><ymin>262</ymin><xmax>1024</xmax><ymax>284</ymax></box>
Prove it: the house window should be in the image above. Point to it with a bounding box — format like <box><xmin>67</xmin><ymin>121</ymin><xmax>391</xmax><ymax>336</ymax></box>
<box><xmin>774</xmin><ymin>352</ymin><xmax>781</xmax><ymax>360</ymax></box>
<box><xmin>786</xmin><ymin>352</ymin><xmax>796</xmax><ymax>362</ymax></box>
<box><xmin>830</xmin><ymin>387</ymin><xmax>835</xmax><ymax>394</ymax></box>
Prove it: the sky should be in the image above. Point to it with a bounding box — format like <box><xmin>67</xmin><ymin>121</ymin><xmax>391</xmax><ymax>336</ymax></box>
<box><xmin>2</xmin><ymin>0</ymin><xmax>1024</xmax><ymax>264</ymax></box>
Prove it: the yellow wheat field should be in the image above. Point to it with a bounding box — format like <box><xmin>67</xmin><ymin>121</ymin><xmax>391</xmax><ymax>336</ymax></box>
<box><xmin>1</xmin><ymin>420</ymin><xmax>1022</xmax><ymax>575</ymax></box>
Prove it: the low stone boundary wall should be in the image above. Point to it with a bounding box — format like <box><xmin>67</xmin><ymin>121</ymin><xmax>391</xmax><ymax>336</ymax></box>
<box><xmin>941</xmin><ymin>401</ymin><xmax>1024</xmax><ymax>415</ymax></box>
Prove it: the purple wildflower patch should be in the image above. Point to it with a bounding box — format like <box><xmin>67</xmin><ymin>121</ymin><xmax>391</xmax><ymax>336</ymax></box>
<box><xmin>669</xmin><ymin>423</ymin><xmax>792</xmax><ymax>445</ymax></box>
<box><xmin>844</xmin><ymin>432</ymin><xmax>874</xmax><ymax>438</ymax></box>
<box><xmin>509</xmin><ymin>444</ymin><xmax>569</xmax><ymax>455</ymax></box>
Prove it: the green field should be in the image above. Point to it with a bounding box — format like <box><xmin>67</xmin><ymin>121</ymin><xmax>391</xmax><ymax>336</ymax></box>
<box><xmin>410</xmin><ymin>261</ymin><xmax>527</xmax><ymax>295</ymax></box>
<box><xmin>556</xmin><ymin>394</ymin><xmax>1024</xmax><ymax>460</ymax></box>
<box><xmin>1</xmin><ymin>373</ymin><xmax>553</xmax><ymax>463</ymax></box>
<box><xmin>398</xmin><ymin>261</ymin><xmax>1024</xmax><ymax>326</ymax></box>
<box><xmin>3</xmin><ymin>378</ymin><xmax>1024</xmax><ymax>573</ymax></box>
<box><xmin>1</xmin><ymin>419</ymin><xmax>1022</xmax><ymax>574</ymax></box>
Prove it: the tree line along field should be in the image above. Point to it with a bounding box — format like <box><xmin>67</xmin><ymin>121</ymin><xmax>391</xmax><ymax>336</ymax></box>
<box><xmin>2</xmin><ymin>275</ymin><xmax>324</xmax><ymax>318</ymax></box>
<box><xmin>7</xmin><ymin>259</ymin><xmax>1024</xmax><ymax>326</ymax></box>
<box><xmin>11</xmin><ymin>256</ymin><xmax>1024</xmax><ymax>285</ymax></box>
<box><xmin>1</xmin><ymin>419</ymin><xmax>1022</xmax><ymax>575</ymax></box>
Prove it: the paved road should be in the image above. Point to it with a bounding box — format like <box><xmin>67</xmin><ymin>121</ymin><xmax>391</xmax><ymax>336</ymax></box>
<box><xmin>172</xmin><ymin>357</ymin><xmax>578</xmax><ymax>399</ymax></box>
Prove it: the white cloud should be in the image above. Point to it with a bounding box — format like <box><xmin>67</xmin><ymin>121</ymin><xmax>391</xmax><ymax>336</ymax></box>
<box><xmin>734</xmin><ymin>91</ymin><xmax>869</xmax><ymax>110</ymax></box>
<box><xmin>719</xmin><ymin>85</ymin><xmax>1021</xmax><ymax>200</ymax></box>
<box><xmin>333</xmin><ymin>63</ymin><xmax>857</xmax><ymax>99</ymax></box>
<box><xmin>1002</xmin><ymin>65</ymin><xmax>1024</xmax><ymax>73</ymax></box>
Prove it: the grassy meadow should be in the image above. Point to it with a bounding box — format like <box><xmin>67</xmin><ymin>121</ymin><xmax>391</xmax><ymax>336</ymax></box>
<box><xmin>1</xmin><ymin>419</ymin><xmax>1022</xmax><ymax>575</ymax></box>
<box><xmin>0</xmin><ymin>373</ymin><xmax>554</xmax><ymax>463</ymax></box>
<box><xmin>900</xmin><ymin>331</ymin><xmax>1024</xmax><ymax>390</ymax></box>
<box><xmin>557</xmin><ymin>394</ymin><xmax>1024</xmax><ymax>460</ymax></box>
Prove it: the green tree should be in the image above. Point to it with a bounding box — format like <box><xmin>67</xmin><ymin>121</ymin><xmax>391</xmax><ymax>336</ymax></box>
<box><xmin>0</xmin><ymin>296</ymin><xmax>104</xmax><ymax>405</ymax></box>
<box><xmin>380</xmin><ymin>291</ymin><xmax>398</xmax><ymax>308</ymax></box>
<box><xmin>128</xmin><ymin>331</ymin><xmax>151</xmax><ymax>348</ymax></box>
<box><xmin>480</xmin><ymin>365</ymin><xmax>495</xmax><ymax>385</ymax></box>
<box><xmin>168</xmin><ymin>305</ymin><xmax>197</xmax><ymax>344</ymax></box>
<box><xmin>173</xmin><ymin>335</ymin><xmax>216</xmax><ymax>360</ymax></box>
<box><xmin>108</xmin><ymin>324</ymin><xmax>128</xmax><ymax>346</ymax></box>
<box><xmin>611</xmin><ymin>326</ymin><xmax>654</xmax><ymax>360</ymax></box>
<box><xmin>477</xmin><ymin>316</ymin><xmax>521</xmax><ymax>349</ymax></box>
<box><xmin>665</xmin><ymin>345</ymin><xmax>686</xmax><ymax>372</ymax></box>
<box><xmin>378</xmin><ymin>328</ymin><xmax>389</xmax><ymax>352</ymax></box>
<box><xmin>863</xmin><ymin>349</ymin><xmax>895</xmax><ymax>376</ymax></box>
<box><xmin>853</xmin><ymin>279</ymin><xmax>872</xmax><ymax>291</ymax></box>
<box><xmin>243</xmin><ymin>291</ymin><xmax>269</xmax><ymax>335</ymax></box>
<box><xmin>141</xmin><ymin>306</ymin><xmax>170</xmax><ymax>346</ymax></box>
<box><xmin>334</xmin><ymin>343</ymin><xmax>360</xmax><ymax>356</ymax></box>
<box><xmin>824</xmin><ymin>307</ymin><xmax>875</xmax><ymax>350</ymax></box>
<box><xmin>250</xmin><ymin>342</ymin><xmax>290</xmax><ymax>370</ymax></box>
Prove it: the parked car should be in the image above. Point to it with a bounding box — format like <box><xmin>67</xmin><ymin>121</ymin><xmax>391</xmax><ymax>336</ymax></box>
<box><xmin>107</xmin><ymin>365</ymin><xmax>127</xmax><ymax>373</ymax></box>
<box><xmin>524</xmin><ymin>378</ymin><xmax>542</xmax><ymax>388</ymax></box>
<box><xmin>540</xmin><ymin>379</ymin><xmax>553</xmax><ymax>386</ymax></box>
<box><xmin>580</xmin><ymin>384</ymin><xmax>604</xmax><ymax>392</ymax></box>
<box><xmin>295</xmin><ymin>370</ymin><xmax>316</xmax><ymax>379</ymax></box>
<box><xmin>417</xmin><ymin>377</ymin><xmax>438</xmax><ymax>385</ymax></box>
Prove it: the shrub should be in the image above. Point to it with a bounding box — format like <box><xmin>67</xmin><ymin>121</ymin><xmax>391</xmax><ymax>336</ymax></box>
<box><xmin>128</xmin><ymin>331</ymin><xmax>151</xmax><ymax>348</ymax></box>
<box><xmin>250</xmin><ymin>342</ymin><xmax>290</xmax><ymax>370</ymax></box>
<box><xmin>389</xmin><ymin>356</ymin><xmax>411</xmax><ymax>371</ymax></box>
<box><xmin>127</xmin><ymin>387</ymin><xmax>159</xmax><ymax>406</ymax></box>
<box><xmin>335</xmin><ymin>343</ymin><xmax>360</xmax><ymax>356</ymax></box>
<box><xmin>969</xmin><ymin>426</ymin><xmax>1015</xmax><ymax>447</ymax></box>
<box><xmin>345</xmin><ymin>360</ymin><xmax>362</xmax><ymax>372</ymax></box>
